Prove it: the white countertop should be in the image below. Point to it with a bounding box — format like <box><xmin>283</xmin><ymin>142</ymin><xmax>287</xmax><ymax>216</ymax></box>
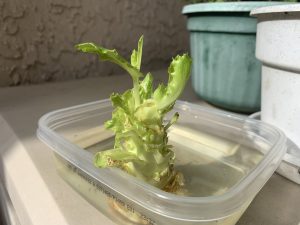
<box><xmin>0</xmin><ymin>70</ymin><xmax>299</xmax><ymax>225</ymax></box>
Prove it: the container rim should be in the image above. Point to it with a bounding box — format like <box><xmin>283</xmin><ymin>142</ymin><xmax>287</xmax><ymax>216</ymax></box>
<box><xmin>250</xmin><ymin>3</ymin><xmax>300</xmax><ymax>16</ymax></box>
<box><xmin>182</xmin><ymin>2</ymin><xmax>289</xmax><ymax>15</ymax></box>
<box><xmin>37</xmin><ymin>99</ymin><xmax>286</xmax><ymax>221</ymax></box>
<box><xmin>249</xmin><ymin>112</ymin><xmax>300</xmax><ymax>167</ymax></box>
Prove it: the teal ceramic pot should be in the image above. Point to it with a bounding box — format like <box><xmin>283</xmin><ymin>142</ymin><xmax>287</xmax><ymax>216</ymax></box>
<box><xmin>183</xmin><ymin>2</ymin><xmax>287</xmax><ymax>113</ymax></box>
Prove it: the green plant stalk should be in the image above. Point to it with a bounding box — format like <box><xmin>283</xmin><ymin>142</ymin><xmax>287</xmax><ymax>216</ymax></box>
<box><xmin>76</xmin><ymin>36</ymin><xmax>191</xmax><ymax>191</ymax></box>
<box><xmin>131</xmin><ymin>35</ymin><xmax>144</xmax><ymax>106</ymax></box>
<box><xmin>133</xmin><ymin>78</ymin><xmax>140</xmax><ymax>106</ymax></box>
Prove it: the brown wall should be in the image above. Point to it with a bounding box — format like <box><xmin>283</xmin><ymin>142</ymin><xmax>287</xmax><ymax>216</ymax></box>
<box><xmin>0</xmin><ymin>0</ymin><xmax>189</xmax><ymax>86</ymax></box>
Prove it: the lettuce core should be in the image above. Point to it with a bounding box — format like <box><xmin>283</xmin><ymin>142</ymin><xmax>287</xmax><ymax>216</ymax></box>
<box><xmin>76</xmin><ymin>36</ymin><xmax>191</xmax><ymax>191</ymax></box>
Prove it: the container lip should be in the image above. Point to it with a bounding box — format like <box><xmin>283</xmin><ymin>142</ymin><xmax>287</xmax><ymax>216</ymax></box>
<box><xmin>159</xmin><ymin>101</ymin><xmax>287</xmax><ymax>200</ymax></box>
<box><xmin>37</xmin><ymin>100</ymin><xmax>287</xmax><ymax>220</ymax></box>
<box><xmin>249</xmin><ymin>111</ymin><xmax>300</xmax><ymax>167</ymax></box>
<box><xmin>250</xmin><ymin>3</ymin><xmax>300</xmax><ymax>16</ymax></box>
<box><xmin>182</xmin><ymin>2</ymin><xmax>288</xmax><ymax>15</ymax></box>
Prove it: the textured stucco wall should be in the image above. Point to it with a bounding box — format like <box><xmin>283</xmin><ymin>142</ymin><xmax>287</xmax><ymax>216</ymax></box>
<box><xmin>0</xmin><ymin>0</ymin><xmax>189</xmax><ymax>87</ymax></box>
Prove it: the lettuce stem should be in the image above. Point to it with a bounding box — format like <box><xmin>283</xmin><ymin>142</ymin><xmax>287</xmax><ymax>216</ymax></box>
<box><xmin>133</xmin><ymin>78</ymin><xmax>140</xmax><ymax>107</ymax></box>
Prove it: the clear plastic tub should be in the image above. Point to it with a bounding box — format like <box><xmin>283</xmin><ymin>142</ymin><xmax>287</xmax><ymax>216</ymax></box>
<box><xmin>249</xmin><ymin>112</ymin><xmax>300</xmax><ymax>185</ymax></box>
<box><xmin>37</xmin><ymin>99</ymin><xmax>286</xmax><ymax>225</ymax></box>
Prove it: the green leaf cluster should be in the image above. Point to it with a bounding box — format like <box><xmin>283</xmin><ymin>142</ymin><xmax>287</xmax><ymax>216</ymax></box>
<box><xmin>76</xmin><ymin>36</ymin><xmax>191</xmax><ymax>189</ymax></box>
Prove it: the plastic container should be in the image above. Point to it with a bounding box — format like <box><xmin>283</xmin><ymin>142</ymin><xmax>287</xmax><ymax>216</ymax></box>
<box><xmin>37</xmin><ymin>99</ymin><xmax>286</xmax><ymax>225</ymax></box>
<box><xmin>249</xmin><ymin>112</ymin><xmax>300</xmax><ymax>185</ymax></box>
<box><xmin>182</xmin><ymin>2</ymin><xmax>288</xmax><ymax>113</ymax></box>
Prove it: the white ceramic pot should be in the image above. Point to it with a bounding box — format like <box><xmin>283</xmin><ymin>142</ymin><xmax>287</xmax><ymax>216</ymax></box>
<box><xmin>251</xmin><ymin>4</ymin><xmax>300</xmax><ymax>148</ymax></box>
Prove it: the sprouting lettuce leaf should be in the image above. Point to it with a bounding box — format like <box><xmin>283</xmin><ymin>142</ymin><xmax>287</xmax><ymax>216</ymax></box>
<box><xmin>153</xmin><ymin>54</ymin><xmax>191</xmax><ymax>111</ymax></box>
<box><xmin>76</xmin><ymin>36</ymin><xmax>191</xmax><ymax>191</ymax></box>
<box><xmin>75</xmin><ymin>42</ymin><xmax>143</xmax><ymax>80</ymax></box>
<box><xmin>131</xmin><ymin>35</ymin><xmax>143</xmax><ymax>70</ymax></box>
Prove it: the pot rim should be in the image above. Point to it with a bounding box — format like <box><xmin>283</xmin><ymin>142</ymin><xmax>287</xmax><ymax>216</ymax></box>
<box><xmin>182</xmin><ymin>2</ymin><xmax>290</xmax><ymax>15</ymax></box>
<box><xmin>251</xmin><ymin>3</ymin><xmax>300</xmax><ymax>16</ymax></box>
